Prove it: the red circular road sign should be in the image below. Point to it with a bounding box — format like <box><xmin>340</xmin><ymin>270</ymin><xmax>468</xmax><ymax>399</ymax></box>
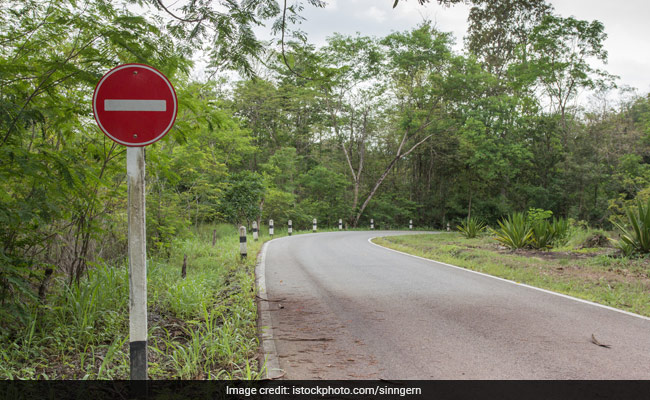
<box><xmin>93</xmin><ymin>63</ymin><xmax>177</xmax><ymax>146</ymax></box>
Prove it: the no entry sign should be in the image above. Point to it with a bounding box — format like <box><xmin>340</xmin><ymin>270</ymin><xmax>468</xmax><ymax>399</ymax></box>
<box><xmin>91</xmin><ymin>63</ymin><xmax>179</xmax><ymax>381</ymax></box>
<box><xmin>93</xmin><ymin>63</ymin><xmax>177</xmax><ymax>146</ymax></box>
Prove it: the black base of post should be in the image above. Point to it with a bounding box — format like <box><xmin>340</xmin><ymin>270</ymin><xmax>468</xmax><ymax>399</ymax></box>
<box><xmin>130</xmin><ymin>340</ymin><xmax>147</xmax><ymax>380</ymax></box>
<box><xmin>130</xmin><ymin>340</ymin><xmax>147</xmax><ymax>397</ymax></box>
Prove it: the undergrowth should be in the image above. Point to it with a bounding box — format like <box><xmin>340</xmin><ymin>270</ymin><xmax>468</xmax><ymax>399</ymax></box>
<box><xmin>0</xmin><ymin>223</ymin><xmax>264</xmax><ymax>379</ymax></box>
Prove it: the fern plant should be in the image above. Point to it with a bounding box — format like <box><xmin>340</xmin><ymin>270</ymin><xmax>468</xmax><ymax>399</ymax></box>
<box><xmin>492</xmin><ymin>212</ymin><xmax>532</xmax><ymax>250</ymax></box>
<box><xmin>457</xmin><ymin>217</ymin><xmax>486</xmax><ymax>238</ymax></box>
<box><xmin>613</xmin><ymin>198</ymin><xmax>650</xmax><ymax>255</ymax></box>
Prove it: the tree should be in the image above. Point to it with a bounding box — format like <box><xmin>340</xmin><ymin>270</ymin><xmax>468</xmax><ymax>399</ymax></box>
<box><xmin>0</xmin><ymin>0</ymin><xmax>189</xmax><ymax>328</ymax></box>
<box><xmin>352</xmin><ymin>23</ymin><xmax>456</xmax><ymax>226</ymax></box>
<box><xmin>466</xmin><ymin>0</ymin><xmax>553</xmax><ymax>79</ymax></box>
<box><xmin>317</xmin><ymin>33</ymin><xmax>384</xmax><ymax>221</ymax></box>
<box><xmin>219</xmin><ymin>171</ymin><xmax>266</xmax><ymax>226</ymax></box>
<box><xmin>513</xmin><ymin>14</ymin><xmax>615</xmax><ymax>130</ymax></box>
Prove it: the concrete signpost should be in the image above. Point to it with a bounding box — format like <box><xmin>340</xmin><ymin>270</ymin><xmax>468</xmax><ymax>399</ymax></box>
<box><xmin>269</xmin><ymin>219</ymin><xmax>274</xmax><ymax>237</ymax></box>
<box><xmin>93</xmin><ymin>63</ymin><xmax>177</xmax><ymax>382</ymax></box>
<box><xmin>288</xmin><ymin>220</ymin><xmax>292</xmax><ymax>236</ymax></box>
<box><xmin>252</xmin><ymin>221</ymin><xmax>258</xmax><ymax>241</ymax></box>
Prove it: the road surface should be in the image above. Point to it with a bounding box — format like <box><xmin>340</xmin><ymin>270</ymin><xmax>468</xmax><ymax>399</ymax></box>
<box><xmin>260</xmin><ymin>231</ymin><xmax>650</xmax><ymax>379</ymax></box>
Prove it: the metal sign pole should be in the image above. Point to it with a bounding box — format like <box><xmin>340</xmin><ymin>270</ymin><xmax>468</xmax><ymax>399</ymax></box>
<box><xmin>127</xmin><ymin>146</ymin><xmax>147</xmax><ymax>381</ymax></box>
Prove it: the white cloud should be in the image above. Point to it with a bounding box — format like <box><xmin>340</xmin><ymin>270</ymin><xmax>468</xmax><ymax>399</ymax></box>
<box><xmin>324</xmin><ymin>0</ymin><xmax>339</xmax><ymax>12</ymax></box>
<box><xmin>364</xmin><ymin>6</ymin><xmax>387</xmax><ymax>23</ymax></box>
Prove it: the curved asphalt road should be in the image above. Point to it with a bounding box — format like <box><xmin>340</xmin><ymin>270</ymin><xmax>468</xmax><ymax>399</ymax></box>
<box><xmin>261</xmin><ymin>231</ymin><xmax>650</xmax><ymax>379</ymax></box>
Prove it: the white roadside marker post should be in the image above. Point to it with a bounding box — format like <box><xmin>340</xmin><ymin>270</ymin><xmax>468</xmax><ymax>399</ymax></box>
<box><xmin>288</xmin><ymin>220</ymin><xmax>292</xmax><ymax>236</ymax></box>
<box><xmin>269</xmin><ymin>219</ymin><xmax>274</xmax><ymax>237</ymax></box>
<box><xmin>447</xmin><ymin>222</ymin><xmax>450</xmax><ymax>232</ymax></box>
<box><xmin>127</xmin><ymin>146</ymin><xmax>147</xmax><ymax>381</ymax></box>
<box><xmin>313</xmin><ymin>218</ymin><xmax>317</xmax><ymax>232</ymax></box>
<box><xmin>409</xmin><ymin>219</ymin><xmax>413</xmax><ymax>230</ymax></box>
<box><xmin>371</xmin><ymin>219</ymin><xmax>374</xmax><ymax>230</ymax></box>
<box><xmin>252</xmin><ymin>221</ymin><xmax>258</xmax><ymax>241</ymax></box>
<box><xmin>240</xmin><ymin>226</ymin><xmax>247</xmax><ymax>259</ymax></box>
<box><xmin>339</xmin><ymin>219</ymin><xmax>342</xmax><ymax>230</ymax></box>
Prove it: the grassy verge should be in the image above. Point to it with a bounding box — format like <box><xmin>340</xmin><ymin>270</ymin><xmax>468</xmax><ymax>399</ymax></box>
<box><xmin>373</xmin><ymin>233</ymin><xmax>650</xmax><ymax>318</ymax></box>
<box><xmin>0</xmin><ymin>224</ymin><xmax>267</xmax><ymax>379</ymax></box>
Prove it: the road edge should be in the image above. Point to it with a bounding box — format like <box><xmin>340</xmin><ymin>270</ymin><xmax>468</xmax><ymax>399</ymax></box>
<box><xmin>255</xmin><ymin>240</ymin><xmax>284</xmax><ymax>380</ymax></box>
<box><xmin>369</xmin><ymin>236</ymin><xmax>650</xmax><ymax>322</ymax></box>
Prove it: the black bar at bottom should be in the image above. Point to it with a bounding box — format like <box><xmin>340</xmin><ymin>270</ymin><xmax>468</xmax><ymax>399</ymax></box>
<box><xmin>2</xmin><ymin>380</ymin><xmax>649</xmax><ymax>400</ymax></box>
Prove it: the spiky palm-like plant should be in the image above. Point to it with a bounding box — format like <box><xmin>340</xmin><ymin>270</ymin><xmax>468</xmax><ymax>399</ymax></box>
<box><xmin>614</xmin><ymin>199</ymin><xmax>650</xmax><ymax>255</ymax></box>
<box><xmin>492</xmin><ymin>212</ymin><xmax>532</xmax><ymax>250</ymax></box>
<box><xmin>457</xmin><ymin>217</ymin><xmax>487</xmax><ymax>238</ymax></box>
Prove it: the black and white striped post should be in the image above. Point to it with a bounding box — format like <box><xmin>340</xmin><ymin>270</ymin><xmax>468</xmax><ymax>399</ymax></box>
<box><xmin>252</xmin><ymin>221</ymin><xmax>258</xmax><ymax>241</ymax></box>
<box><xmin>409</xmin><ymin>219</ymin><xmax>413</xmax><ymax>230</ymax></box>
<box><xmin>446</xmin><ymin>222</ymin><xmax>450</xmax><ymax>232</ymax></box>
<box><xmin>370</xmin><ymin>219</ymin><xmax>374</xmax><ymax>230</ymax></box>
<box><xmin>127</xmin><ymin>147</ymin><xmax>147</xmax><ymax>382</ymax></box>
<box><xmin>313</xmin><ymin>218</ymin><xmax>317</xmax><ymax>232</ymax></box>
<box><xmin>338</xmin><ymin>219</ymin><xmax>342</xmax><ymax>230</ymax></box>
<box><xmin>288</xmin><ymin>219</ymin><xmax>292</xmax><ymax>236</ymax></box>
<box><xmin>239</xmin><ymin>226</ymin><xmax>247</xmax><ymax>259</ymax></box>
<box><xmin>269</xmin><ymin>219</ymin><xmax>274</xmax><ymax>237</ymax></box>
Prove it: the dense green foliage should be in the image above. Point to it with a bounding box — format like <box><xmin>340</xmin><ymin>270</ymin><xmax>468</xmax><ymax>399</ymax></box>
<box><xmin>3</xmin><ymin>0</ymin><xmax>650</xmax><ymax>378</ymax></box>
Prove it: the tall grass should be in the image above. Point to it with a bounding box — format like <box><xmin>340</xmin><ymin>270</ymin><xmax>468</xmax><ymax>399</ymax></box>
<box><xmin>1</xmin><ymin>223</ymin><xmax>263</xmax><ymax>379</ymax></box>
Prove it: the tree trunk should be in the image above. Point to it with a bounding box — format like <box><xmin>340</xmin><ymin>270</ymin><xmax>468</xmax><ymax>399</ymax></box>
<box><xmin>353</xmin><ymin>133</ymin><xmax>433</xmax><ymax>227</ymax></box>
<box><xmin>467</xmin><ymin>183</ymin><xmax>472</xmax><ymax>221</ymax></box>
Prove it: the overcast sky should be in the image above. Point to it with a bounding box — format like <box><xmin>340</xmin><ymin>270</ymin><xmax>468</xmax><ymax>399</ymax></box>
<box><xmin>284</xmin><ymin>0</ymin><xmax>650</xmax><ymax>95</ymax></box>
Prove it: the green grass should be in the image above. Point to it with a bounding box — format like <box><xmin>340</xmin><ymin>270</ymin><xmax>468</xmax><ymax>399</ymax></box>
<box><xmin>373</xmin><ymin>233</ymin><xmax>650</xmax><ymax>318</ymax></box>
<box><xmin>0</xmin><ymin>223</ymin><xmax>268</xmax><ymax>379</ymax></box>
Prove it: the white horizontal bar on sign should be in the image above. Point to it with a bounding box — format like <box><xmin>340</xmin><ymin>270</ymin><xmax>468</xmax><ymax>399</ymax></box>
<box><xmin>104</xmin><ymin>99</ymin><xmax>166</xmax><ymax>111</ymax></box>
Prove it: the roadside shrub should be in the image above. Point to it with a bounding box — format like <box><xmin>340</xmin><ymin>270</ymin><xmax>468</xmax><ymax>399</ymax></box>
<box><xmin>457</xmin><ymin>217</ymin><xmax>486</xmax><ymax>238</ymax></box>
<box><xmin>552</xmin><ymin>218</ymin><xmax>570</xmax><ymax>245</ymax></box>
<box><xmin>613</xmin><ymin>198</ymin><xmax>650</xmax><ymax>256</ymax></box>
<box><xmin>562</xmin><ymin>224</ymin><xmax>608</xmax><ymax>249</ymax></box>
<box><xmin>492</xmin><ymin>212</ymin><xmax>532</xmax><ymax>250</ymax></box>
<box><xmin>530</xmin><ymin>219</ymin><xmax>554</xmax><ymax>249</ymax></box>
<box><xmin>529</xmin><ymin>218</ymin><xmax>571</xmax><ymax>249</ymax></box>
<box><xmin>527</xmin><ymin>208</ymin><xmax>553</xmax><ymax>222</ymax></box>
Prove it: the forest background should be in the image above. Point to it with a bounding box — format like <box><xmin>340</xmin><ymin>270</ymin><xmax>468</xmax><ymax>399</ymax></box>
<box><xmin>2</xmin><ymin>0</ymin><xmax>650</xmax><ymax>378</ymax></box>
